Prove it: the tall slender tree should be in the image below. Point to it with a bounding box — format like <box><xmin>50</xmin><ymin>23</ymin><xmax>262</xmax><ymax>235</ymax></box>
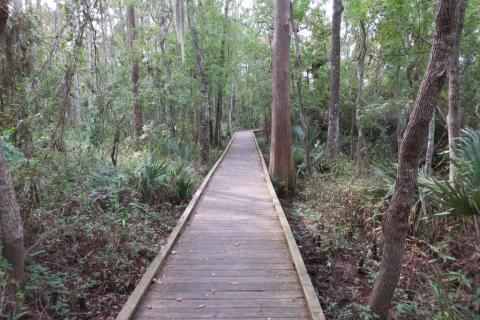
<box><xmin>269</xmin><ymin>0</ymin><xmax>295</xmax><ymax>190</ymax></box>
<box><xmin>214</xmin><ymin>0</ymin><xmax>230</xmax><ymax>147</ymax></box>
<box><xmin>327</xmin><ymin>0</ymin><xmax>343</xmax><ymax>160</ymax></box>
<box><xmin>355</xmin><ymin>21</ymin><xmax>367</xmax><ymax>175</ymax></box>
<box><xmin>127</xmin><ymin>3</ymin><xmax>143</xmax><ymax>139</ymax></box>
<box><xmin>368</xmin><ymin>0</ymin><xmax>457</xmax><ymax>317</ymax></box>
<box><xmin>290</xmin><ymin>0</ymin><xmax>311</xmax><ymax>176</ymax></box>
<box><xmin>187</xmin><ymin>0</ymin><xmax>209</xmax><ymax>164</ymax></box>
<box><xmin>447</xmin><ymin>0</ymin><xmax>467</xmax><ymax>181</ymax></box>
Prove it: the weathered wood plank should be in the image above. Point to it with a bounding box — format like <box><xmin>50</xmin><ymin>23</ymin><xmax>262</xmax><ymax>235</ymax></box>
<box><xmin>140</xmin><ymin>290</ymin><xmax>305</xmax><ymax>300</ymax></box>
<box><xmin>135</xmin><ymin>307</ymin><xmax>309</xmax><ymax>318</ymax></box>
<box><xmin>148</xmin><ymin>282</ymin><xmax>302</xmax><ymax>292</ymax></box>
<box><xmin>141</xmin><ymin>298</ymin><xmax>307</xmax><ymax>308</ymax></box>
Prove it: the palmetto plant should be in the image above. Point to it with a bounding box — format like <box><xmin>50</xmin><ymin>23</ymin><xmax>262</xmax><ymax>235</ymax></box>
<box><xmin>136</xmin><ymin>158</ymin><xmax>168</xmax><ymax>203</ymax></box>
<box><xmin>421</xmin><ymin>129</ymin><xmax>480</xmax><ymax>217</ymax></box>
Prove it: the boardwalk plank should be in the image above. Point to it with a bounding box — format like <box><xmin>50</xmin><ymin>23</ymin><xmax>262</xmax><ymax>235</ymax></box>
<box><xmin>120</xmin><ymin>132</ymin><xmax>323</xmax><ymax>320</ymax></box>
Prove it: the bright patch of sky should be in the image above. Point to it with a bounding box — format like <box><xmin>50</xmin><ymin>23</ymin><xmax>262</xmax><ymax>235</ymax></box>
<box><xmin>242</xmin><ymin>0</ymin><xmax>332</xmax><ymax>17</ymax></box>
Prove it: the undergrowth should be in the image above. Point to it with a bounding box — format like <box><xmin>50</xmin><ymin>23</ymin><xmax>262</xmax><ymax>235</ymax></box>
<box><xmin>285</xmin><ymin>160</ymin><xmax>480</xmax><ymax>320</ymax></box>
<box><xmin>0</xmin><ymin>136</ymin><xmax>216</xmax><ymax>319</ymax></box>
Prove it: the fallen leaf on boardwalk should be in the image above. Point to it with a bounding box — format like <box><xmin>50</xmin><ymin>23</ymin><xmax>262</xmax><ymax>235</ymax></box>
<box><xmin>147</xmin><ymin>305</ymin><xmax>152</xmax><ymax>309</ymax></box>
<box><xmin>171</xmin><ymin>251</ymin><xmax>177</xmax><ymax>254</ymax></box>
<box><xmin>176</xmin><ymin>297</ymin><xmax>183</xmax><ymax>302</ymax></box>
<box><xmin>152</xmin><ymin>278</ymin><xmax>157</xmax><ymax>283</ymax></box>
<box><xmin>211</xmin><ymin>273</ymin><xmax>216</xmax><ymax>276</ymax></box>
<box><xmin>197</xmin><ymin>304</ymin><xmax>207</xmax><ymax>308</ymax></box>
<box><xmin>232</xmin><ymin>282</ymin><xmax>239</xmax><ymax>285</ymax></box>
<box><xmin>210</xmin><ymin>288</ymin><xmax>219</xmax><ymax>294</ymax></box>
<box><xmin>234</xmin><ymin>243</ymin><xmax>240</xmax><ymax>246</ymax></box>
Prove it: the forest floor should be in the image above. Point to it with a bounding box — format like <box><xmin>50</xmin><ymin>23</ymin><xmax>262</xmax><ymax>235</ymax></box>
<box><xmin>284</xmin><ymin>171</ymin><xmax>480</xmax><ymax>319</ymax></box>
<box><xmin>1</xmin><ymin>141</ymin><xmax>223</xmax><ymax>319</ymax></box>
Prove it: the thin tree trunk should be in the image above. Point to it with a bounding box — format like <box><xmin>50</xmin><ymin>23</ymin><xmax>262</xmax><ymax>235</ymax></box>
<box><xmin>327</xmin><ymin>0</ymin><xmax>343</xmax><ymax>160</ymax></box>
<box><xmin>269</xmin><ymin>0</ymin><xmax>295</xmax><ymax>191</ymax></box>
<box><xmin>187</xmin><ymin>0</ymin><xmax>209</xmax><ymax>164</ymax></box>
<box><xmin>51</xmin><ymin>20</ymin><xmax>85</xmax><ymax>151</ymax></box>
<box><xmin>214</xmin><ymin>0</ymin><xmax>230</xmax><ymax>147</ymax></box>
<box><xmin>227</xmin><ymin>89</ymin><xmax>235</xmax><ymax>135</ymax></box>
<box><xmin>447</xmin><ymin>0</ymin><xmax>467</xmax><ymax>181</ymax></box>
<box><xmin>425</xmin><ymin>109</ymin><xmax>436</xmax><ymax>174</ymax></box>
<box><xmin>368</xmin><ymin>1</ymin><xmax>457</xmax><ymax>317</ymax></box>
<box><xmin>355</xmin><ymin>21</ymin><xmax>367</xmax><ymax>175</ymax></box>
<box><xmin>127</xmin><ymin>4</ymin><xmax>143</xmax><ymax>139</ymax></box>
<box><xmin>290</xmin><ymin>1</ymin><xmax>311</xmax><ymax>176</ymax></box>
<box><xmin>395</xmin><ymin>67</ymin><xmax>404</xmax><ymax>154</ymax></box>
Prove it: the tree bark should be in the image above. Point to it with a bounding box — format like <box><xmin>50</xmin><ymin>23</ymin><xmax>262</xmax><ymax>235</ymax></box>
<box><xmin>327</xmin><ymin>0</ymin><xmax>343</xmax><ymax>160</ymax></box>
<box><xmin>425</xmin><ymin>109</ymin><xmax>436</xmax><ymax>174</ymax></box>
<box><xmin>355</xmin><ymin>21</ymin><xmax>367</xmax><ymax>175</ymax></box>
<box><xmin>368</xmin><ymin>0</ymin><xmax>457</xmax><ymax>317</ymax></box>
<box><xmin>127</xmin><ymin>4</ymin><xmax>143</xmax><ymax>139</ymax></box>
<box><xmin>214</xmin><ymin>0</ymin><xmax>230</xmax><ymax>147</ymax></box>
<box><xmin>290</xmin><ymin>1</ymin><xmax>311</xmax><ymax>176</ymax></box>
<box><xmin>227</xmin><ymin>89</ymin><xmax>235</xmax><ymax>136</ymax></box>
<box><xmin>447</xmin><ymin>0</ymin><xmax>467</xmax><ymax>181</ymax></box>
<box><xmin>0</xmin><ymin>0</ymin><xmax>24</xmax><ymax>283</ymax></box>
<box><xmin>0</xmin><ymin>148</ymin><xmax>24</xmax><ymax>282</ymax></box>
<box><xmin>269</xmin><ymin>0</ymin><xmax>295</xmax><ymax>191</ymax></box>
<box><xmin>187</xmin><ymin>0</ymin><xmax>209</xmax><ymax>164</ymax></box>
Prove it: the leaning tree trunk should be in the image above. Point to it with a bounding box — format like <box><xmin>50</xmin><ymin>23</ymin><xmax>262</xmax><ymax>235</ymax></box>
<box><xmin>0</xmin><ymin>0</ymin><xmax>24</xmax><ymax>284</ymax></box>
<box><xmin>355</xmin><ymin>21</ymin><xmax>367</xmax><ymax>175</ymax></box>
<box><xmin>327</xmin><ymin>0</ymin><xmax>343</xmax><ymax>160</ymax></box>
<box><xmin>127</xmin><ymin>4</ymin><xmax>143</xmax><ymax>139</ymax></box>
<box><xmin>447</xmin><ymin>0</ymin><xmax>467</xmax><ymax>181</ymax></box>
<box><xmin>187</xmin><ymin>0</ymin><xmax>209</xmax><ymax>164</ymax></box>
<box><xmin>368</xmin><ymin>0</ymin><xmax>457</xmax><ymax>318</ymax></box>
<box><xmin>290</xmin><ymin>1</ymin><xmax>311</xmax><ymax>176</ymax></box>
<box><xmin>269</xmin><ymin>0</ymin><xmax>295</xmax><ymax>191</ymax></box>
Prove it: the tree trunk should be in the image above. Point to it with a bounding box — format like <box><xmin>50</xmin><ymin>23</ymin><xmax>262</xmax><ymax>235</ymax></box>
<box><xmin>187</xmin><ymin>0</ymin><xmax>209</xmax><ymax>164</ymax></box>
<box><xmin>0</xmin><ymin>148</ymin><xmax>24</xmax><ymax>282</ymax></box>
<box><xmin>269</xmin><ymin>0</ymin><xmax>295</xmax><ymax>191</ymax></box>
<box><xmin>425</xmin><ymin>109</ymin><xmax>436</xmax><ymax>174</ymax></box>
<box><xmin>395</xmin><ymin>67</ymin><xmax>404</xmax><ymax>154</ymax></box>
<box><xmin>127</xmin><ymin>4</ymin><xmax>143</xmax><ymax>139</ymax></box>
<box><xmin>368</xmin><ymin>0</ymin><xmax>457</xmax><ymax>317</ymax></box>
<box><xmin>355</xmin><ymin>21</ymin><xmax>367</xmax><ymax>175</ymax></box>
<box><xmin>214</xmin><ymin>0</ymin><xmax>230</xmax><ymax>147</ymax></box>
<box><xmin>327</xmin><ymin>0</ymin><xmax>343</xmax><ymax>160</ymax></box>
<box><xmin>227</xmin><ymin>89</ymin><xmax>235</xmax><ymax>136</ymax></box>
<box><xmin>447</xmin><ymin>0</ymin><xmax>467</xmax><ymax>181</ymax></box>
<box><xmin>0</xmin><ymin>0</ymin><xmax>24</xmax><ymax>283</ymax></box>
<box><xmin>290</xmin><ymin>1</ymin><xmax>311</xmax><ymax>176</ymax></box>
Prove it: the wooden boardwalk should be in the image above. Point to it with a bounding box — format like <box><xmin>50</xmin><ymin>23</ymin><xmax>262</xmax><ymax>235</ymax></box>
<box><xmin>117</xmin><ymin>131</ymin><xmax>324</xmax><ymax>320</ymax></box>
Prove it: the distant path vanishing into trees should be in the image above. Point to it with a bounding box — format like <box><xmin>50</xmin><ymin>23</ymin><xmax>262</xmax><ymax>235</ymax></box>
<box><xmin>117</xmin><ymin>131</ymin><xmax>324</xmax><ymax>320</ymax></box>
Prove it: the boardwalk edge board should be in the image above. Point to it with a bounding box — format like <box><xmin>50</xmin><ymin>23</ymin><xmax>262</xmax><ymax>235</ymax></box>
<box><xmin>115</xmin><ymin>132</ymin><xmax>238</xmax><ymax>320</ymax></box>
<box><xmin>252</xmin><ymin>131</ymin><xmax>326</xmax><ymax>320</ymax></box>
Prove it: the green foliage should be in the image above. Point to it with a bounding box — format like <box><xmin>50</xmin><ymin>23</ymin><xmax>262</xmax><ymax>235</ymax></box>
<box><xmin>422</xmin><ymin>129</ymin><xmax>480</xmax><ymax>217</ymax></box>
<box><xmin>24</xmin><ymin>265</ymin><xmax>70</xmax><ymax>317</ymax></box>
<box><xmin>168</xmin><ymin>163</ymin><xmax>197</xmax><ymax>203</ymax></box>
<box><xmin>169</xmin><ymin>140</ymin><xmax>196</xmax><ymax>161</ymax></box>
<box><xmin>136</xmin><ymin>157</ymin><xmax>168</xmax><ymax>203</ymax></box>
